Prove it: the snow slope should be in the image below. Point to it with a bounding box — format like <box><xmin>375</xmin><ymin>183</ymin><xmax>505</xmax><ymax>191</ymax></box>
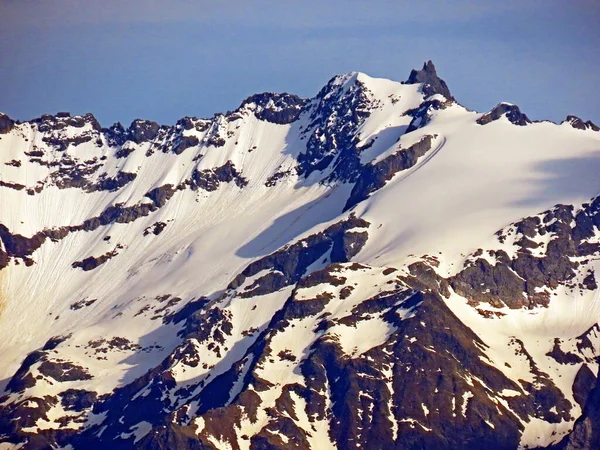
<box><xmin>0</xmin><ymin>62</ymin><xmax>599</xmax><ymax>450</ymax></box>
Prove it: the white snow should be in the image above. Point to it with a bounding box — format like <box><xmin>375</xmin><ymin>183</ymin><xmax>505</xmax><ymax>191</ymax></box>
<box><xmin>0</xmin><ymin>68</ymin><xmax>599</xmax><ymax>446</ymax></box>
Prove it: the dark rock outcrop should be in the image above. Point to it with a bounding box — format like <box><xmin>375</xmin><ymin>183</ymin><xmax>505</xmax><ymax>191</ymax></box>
<box><xmin>0</xmin><ymin>112</ymin><xmax>15</xmax><ymax>134</ymax></box>
<box><xmin>406</xmin><ymin>60</ymin><xmax>454</xmax><ymax>100</ymax></box>
<box><xmin>189</xmin><ymin>161</ymin><xmax>248</xmax><ymax>191</ymax></box>
<box><xmin>105</xmin><ymin>122</ymin><xmax>128</xmax><ymax>146</ymax></box>
<box><xmin>450</xmin><ymin>197</ymin><xmax>600</xmax><ymax>309</ymax></box>
<box><xmin>236</xmin><ymin>93</ymin><xmax>307</xmax><ymax>124</ymax></box>
<box><xmin>572</xmin><ymin>365</ymin><xmax>597</xmax><ymax>408</ymax></box>
<box><xmin>404</xmin><ymin>98</ymin><xmax>452</xmax><ymax>133</ymax></box>
<box><xmin>38</xmin><ymin>360</ymin><xmax>92</xmax><ymax>382</ymax></box>
<box><xmin>144</xmin><ymin>221</ymin><xmax>168</xmax><ymax>236</ymax></box>
<box><xmin>477</xmin><ymin>103</ymin><xmax>531</xmax><ymax>126</ymax></box>
<box><xmin>228</xmin><ymin>215</ymin><xmax>370</xmax><ymax>298</ymax></box>
<box><xmin>33</xmin><ymin>112</ymin><xmax>102</xmax><ymax>135</ymax></box>
<box><xmin>172</xmin><ymin>135</ymin><xmax>200</xmax><ymax>155</ymax></box>
<box><xmin>563</xmin><ymin>115</ymin><xmax>600</xmax><ymax>132</ymax></box>
<box><xmin>558</xmin><ymin>373</ymin><xmax>600</xmax><ymax>449</ymax></box>
<box><xmin>72</xmin><ymin>247</ymin><xmax>120</xmax><ymax>271</ymax></box>
<box><xmin>0</xmin><ymin>180</ymin><xmax>26</xmax><ymax>190</ymax></box>
<box><xmin>345</xmin><ymin>135</ymin><xmax>434</xmax><ymax>210</ymax></box>
<box><xmin>296</xmin><ymin>74</ymin><xmax>373</xmax><ymax>182</ymax></box>
<box><xmin>60</xmin><ymin>389</ymin><xmax>98</xmax><ymax>411</ymax></box>
<box><xmin>128</xmin><ymin>119</ymin><xmax>160</xmax><ymax>144</ymax></box>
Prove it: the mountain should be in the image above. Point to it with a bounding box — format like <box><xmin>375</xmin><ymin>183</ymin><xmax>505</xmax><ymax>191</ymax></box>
<box><xmin>0</xmin><ymin>61</ymin><xmax>599</xmax><ymax>450</ymax></box>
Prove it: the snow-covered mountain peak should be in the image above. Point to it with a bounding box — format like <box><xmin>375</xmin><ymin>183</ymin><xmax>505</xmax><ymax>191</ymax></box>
<box><xmin>1</xmin><ymin>62</ymin><xmax>600</xmax><ymax>450</ymax></box>
<box><xmin>315</xmin><ymin>70</ymin><xmax>416</xmax><ymax>105</ymax></box>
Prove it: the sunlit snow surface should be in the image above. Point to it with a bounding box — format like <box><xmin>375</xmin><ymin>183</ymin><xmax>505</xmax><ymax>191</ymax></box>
<box><xmin>0</xmin><ymin>71</ymin><xmax>599</xmax><ymax>448</ymax></box>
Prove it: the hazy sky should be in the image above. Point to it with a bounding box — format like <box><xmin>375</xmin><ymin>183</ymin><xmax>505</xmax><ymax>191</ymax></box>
<box><xmin>1</xmin><ymin>1</ymin><xmax>598</xmax><ymax>127</ymax></box>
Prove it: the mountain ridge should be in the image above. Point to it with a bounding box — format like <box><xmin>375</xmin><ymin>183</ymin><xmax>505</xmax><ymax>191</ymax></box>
<box><xmin>0</xmin><ymin>61</ymin><xmax>599</xmax><ymax>449</ymax></box>
<box><xmin>3</xmin><ymin>61</ymin><xmax>596</xmax><ymax>133</ymax></box>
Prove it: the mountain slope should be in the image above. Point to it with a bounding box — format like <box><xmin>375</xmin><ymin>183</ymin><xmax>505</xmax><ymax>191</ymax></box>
<box><xmin>0</xmin><ymin>61</ymin><xmax>599</xmax><ymax>449</ymax></box>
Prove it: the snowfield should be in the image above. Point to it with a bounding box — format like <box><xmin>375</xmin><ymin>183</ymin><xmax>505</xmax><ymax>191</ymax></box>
<box><xmin>0</xmin><ymin>62</ymin><xmax>599</xmax><ymax>449</ymax></box>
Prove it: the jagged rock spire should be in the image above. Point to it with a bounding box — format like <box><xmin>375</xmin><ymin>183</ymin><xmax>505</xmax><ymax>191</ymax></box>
<box><xmin>406</xmin><ymin>60</ymin><xmax>454</xmax><ymax>100</ymax></box>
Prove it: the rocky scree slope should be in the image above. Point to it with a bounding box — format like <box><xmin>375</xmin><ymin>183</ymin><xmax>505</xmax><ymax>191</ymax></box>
<box><xmin>0</xmin><ymin>61</ymin><xmax>599</xmax><ymax>449</ymax></box>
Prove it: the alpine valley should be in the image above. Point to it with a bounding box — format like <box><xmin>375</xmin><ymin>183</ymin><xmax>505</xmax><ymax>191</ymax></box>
<box><xmin>1</xmin><ymin>61</ymin><xmax>600</xmax><ymax>450</ymax></box>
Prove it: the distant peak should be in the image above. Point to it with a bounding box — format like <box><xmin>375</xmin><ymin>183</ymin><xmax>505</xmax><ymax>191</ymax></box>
<box><xmin>563</xmin><ymin>115</ymin><xmax>600</xmax><ymax>131</ymax></box>
<box><xmin>418</xmin><ymin>60</ymin><xmax>438</xmax><ymax>77</ymax></box>
<box><xmin>477</xmin><ymin>102</ymin><xmax>531</xmax><ymax>126</ymax></box>
<box><xmin>328</xmin><ymin>72</ymin><xmax>360</xmax><ymax>87</ymax></box>
<box><xmin>406</xmin><ymin>60</ymin><xmax>453</xmax><ymax>100</ymax></box>
<box><xmin>316</xmin><ymin>72</ymin><xmax>370</xmax><ymax>104</ymax></box>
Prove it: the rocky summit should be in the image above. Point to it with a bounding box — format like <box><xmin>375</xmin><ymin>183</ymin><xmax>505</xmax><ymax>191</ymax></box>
<box><xmin>0</xmin><ymin>61</ymin><xmax>600</xmax><ymax>450</ymax></box>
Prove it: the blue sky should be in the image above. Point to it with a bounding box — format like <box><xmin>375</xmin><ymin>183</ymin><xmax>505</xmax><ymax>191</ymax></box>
<box><xmin>1</xmin><ymin>1</ymin><xmax>598</xmax><ymax>127</ymax></box>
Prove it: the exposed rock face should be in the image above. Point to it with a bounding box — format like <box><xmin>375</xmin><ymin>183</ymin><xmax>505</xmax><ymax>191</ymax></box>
<box><xmin>38</xmin><ymin>360</ymin><xmax>93</xmax><ymax>382</ymax></box>
<box><xmin>172</xmin><ymin>135</ymin><xmax>200</xmax><ymax>155</ymax></box>
<box><xmin>57</xmin><ymin>261</ymin><xmax>577</xmax><ymax>450</ymax></box>
<box><xmin>0</xmin><ymin>112</ymin><xmax>15</xmax><ymax>134</ymax></box>
<box><xmin>105</xmin><ymin>122</ymin><xmax>128</xmax><ymax>146</ymax></box>
<box><xmin>196</xmin><ymin>289</ymin><xmax>527</xmax><ymax>450</ymax></box>
<box><xmin>72</xmin><ymin>246</ymin><xmax>121</xmax><ymax>271</ymax></box>
<box><xmin>61</xmin><ymin>389</ymin><xmax>98</xmax><ymax>411</ymax></box>
<box><xmin>227</xmin><ymin>215</ymin><xmax>370</xmax><ymax>298</ymax></box>
<box><xmin>128</xmin><ymin>119</ymin><xmax>161</xmax><ymax>144</ymax></box>
<box><xmin>189</xmin><ymin>160</ymin><xmax>248</xmax><ymax>191</ymax></box>
<box><xmin>477</xmin><ymin>102</ymin><xmax>531</xmax><ymax>126</ymax></box>
<box><xmin>404</xmin><ymin>97</ymin><xmax>452</xmax><ymax>133</ymax></box>
<box><xmin>406</xmin><ymin>60</ymin><xmax>454</xmax><ymax>100</ymax></box>
<box><xmin>586</xmin><ymin>121</ymin><xmax>599</xmax><ymax>131</ymax></box>
<box><xmin>27</xmin><ymin>113</ymin><xmax>104</xmax><ymax>152</ymax></box>
<box><xmin>236</xmin><ymin>93</ymin><xmax>307</xmax><ymax>124</ymax></box>
<box><xmin>144</xmin><ymin>221</ymin><xmax>168</xmax><ymax>236</ymax></box>
<box><xmin>0</xmin><ymin>180</ymin><xmax>25</xmax><ymax>191</ymax></box>
<box><xmin>6</xmin><ymin>348</ymin><xmax>92</xmax><ymax>395</ymax></box>
<box><xmin>296</xmin><ymin>74</ymin><xmax>374</xmax><ymax>181</ymax></box>
<box><xmin>558</xmin><ymin>374</ymin><xmax>600</xmax><ymax>450</ymax></box>
<box><xmin>33</xmin><ymin>112</ymin><xmax>102</xmax><ymax>133</ymax></box>
<box><xmin>563</xmin><ymin>115</ymin><xmax>600</xmax><ymax>132</ymax></box>
<box><xmin>53</xmin><ymin>169</ymin><xmax>138</xmax><ymax>193</ymax></box>
<box><xmin>451</xmin><ymin>198</ymin><xmax>600</xmax><ymax>309</ymax></box>
<box><xmin>345</xmin><ymin>135</ymin><xmax>435</xmax><ymax>210</ymax></box>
